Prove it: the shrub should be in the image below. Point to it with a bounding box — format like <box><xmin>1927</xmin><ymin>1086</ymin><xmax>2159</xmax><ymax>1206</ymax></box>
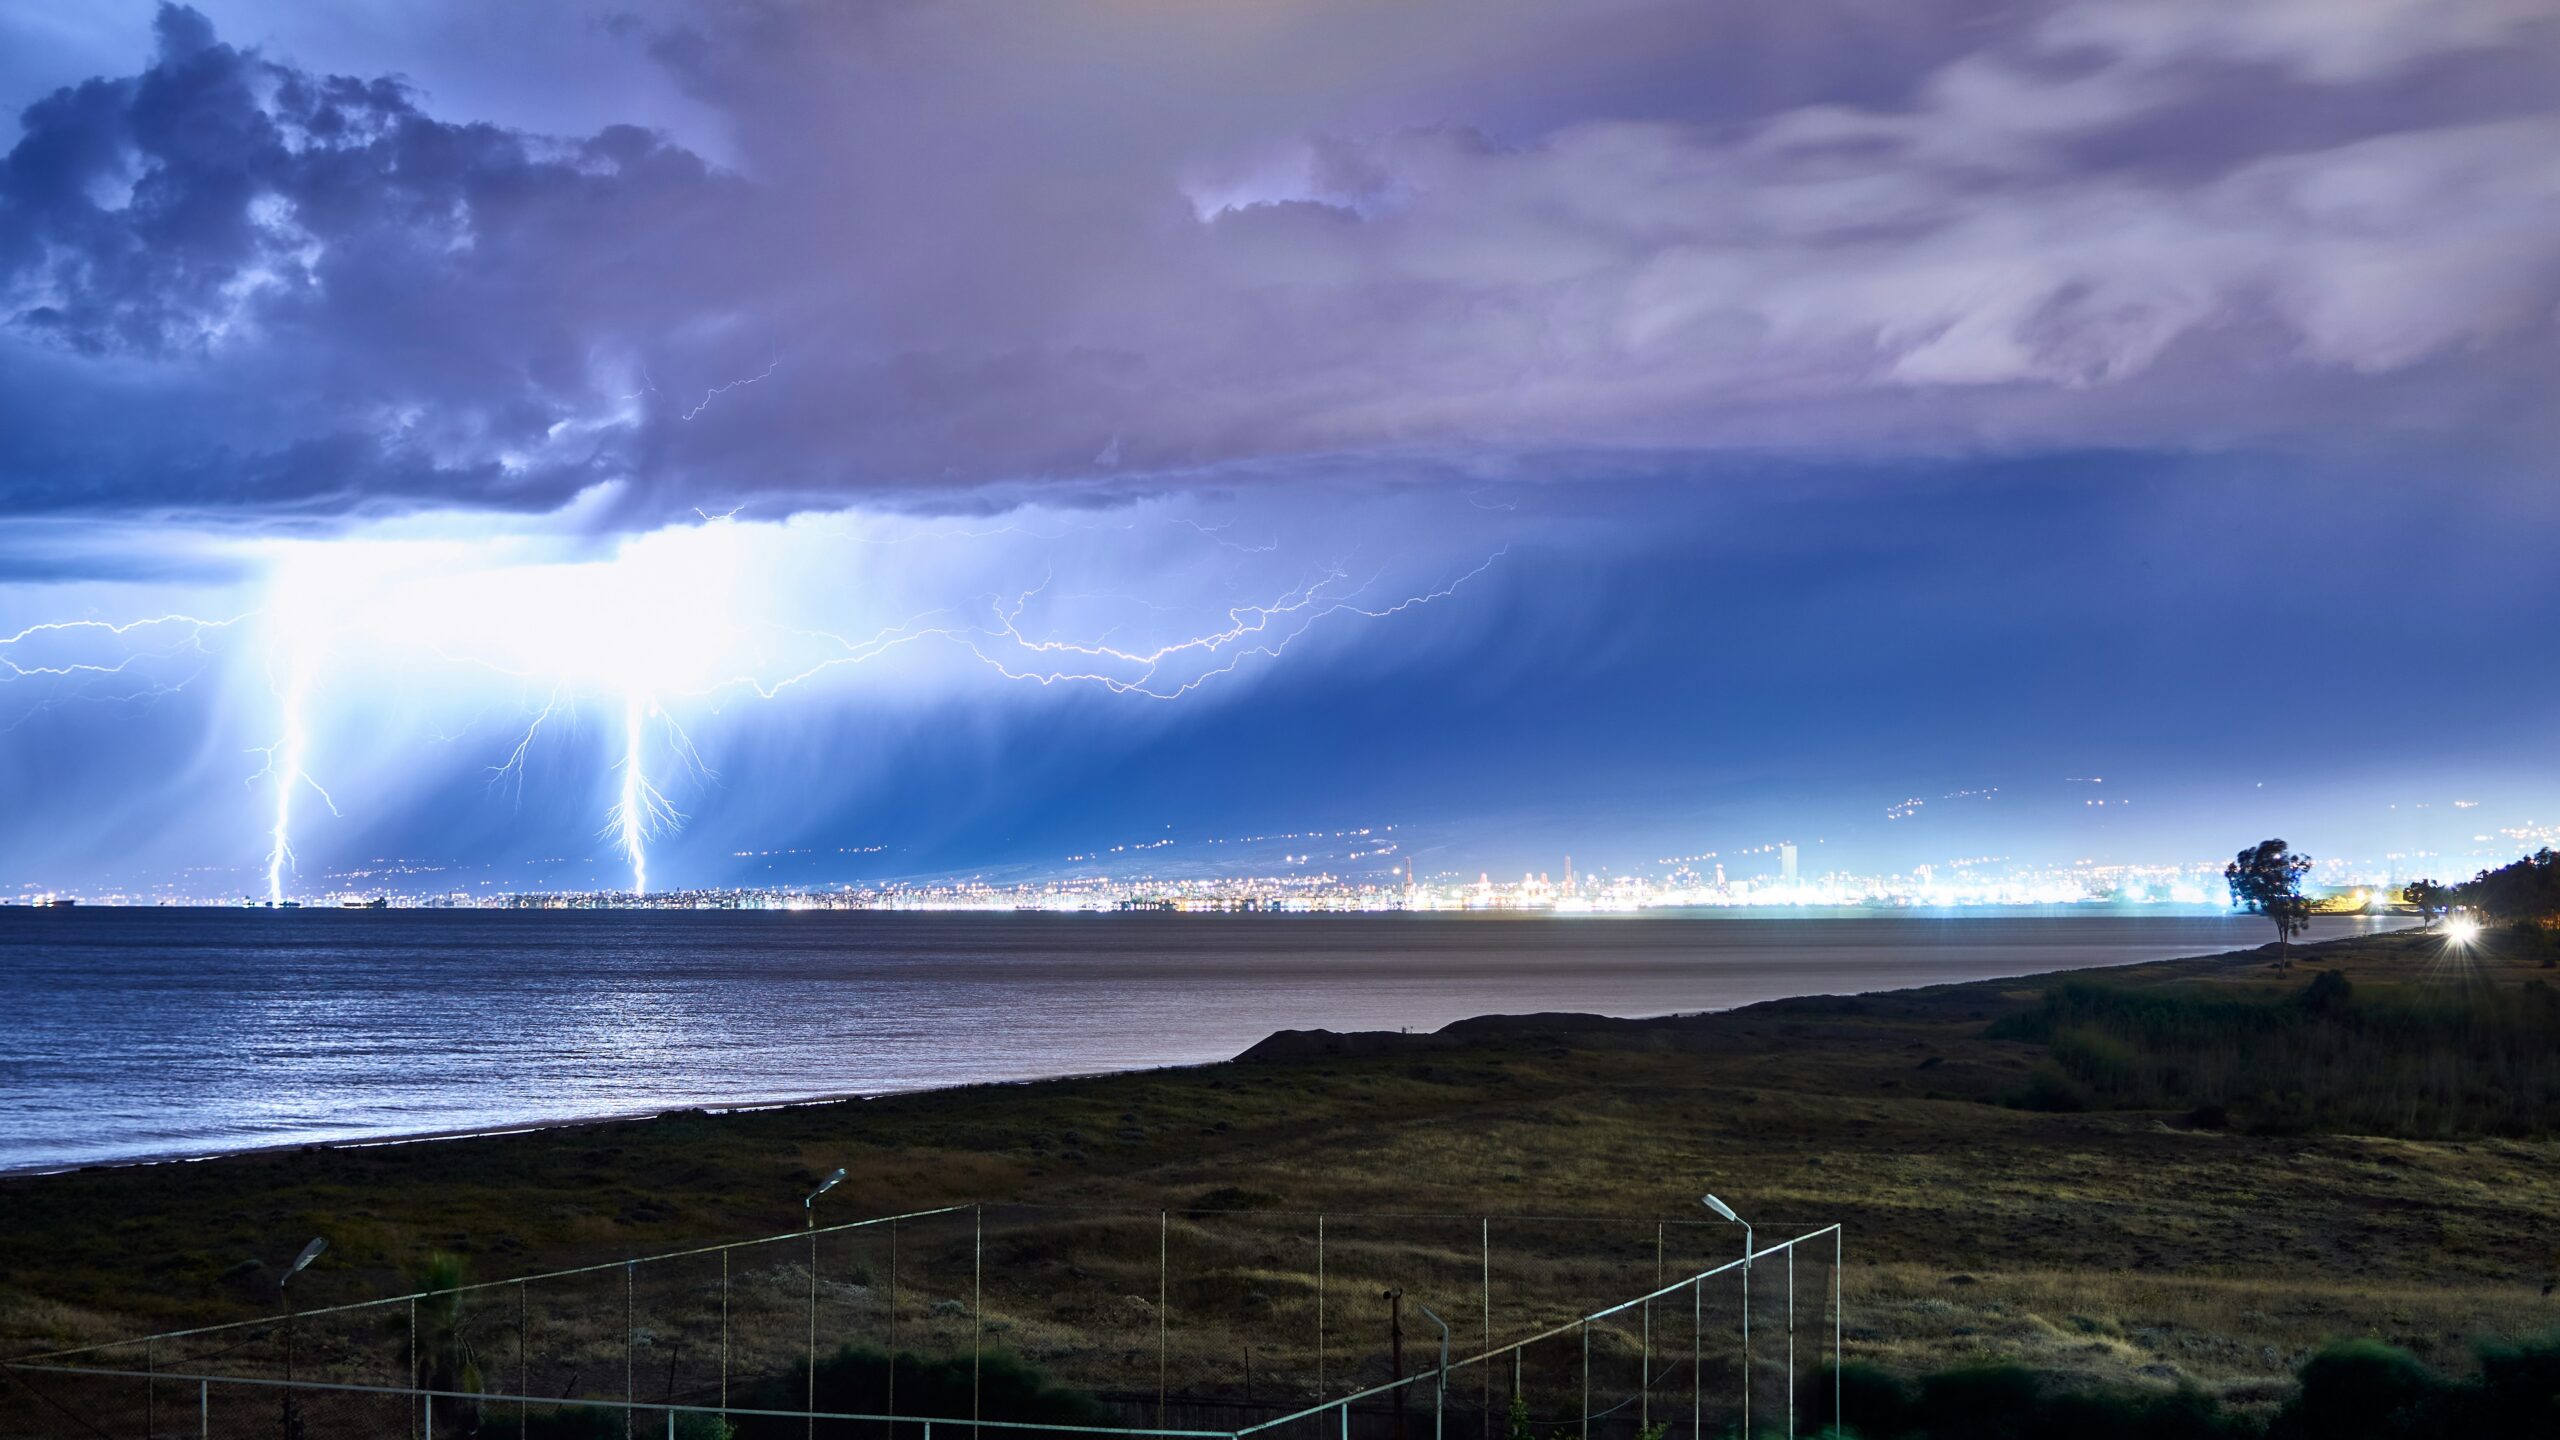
<box><xmin>1799</xmin><ymin>1360</ymin><xmax>2249</xmax><ymax>1440</ymax></box>
<box><xmin>1802</xmin><ymin>1333</ymin><xmax>2560</xmax><ymax>1440</ymax></box>
<box><xmin>1999</xmin><ymin>1068</ymin><xmax>2090</xmax><ymax>1113</ymax></box>
<box><xmin>1983</xmin><ymin>979</ymin><xmax>2560</xmax><ymax>1137</ymax></box>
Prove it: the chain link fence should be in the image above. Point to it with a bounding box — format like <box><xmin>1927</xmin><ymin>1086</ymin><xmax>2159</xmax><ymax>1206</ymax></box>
<box><xmin>3</xmin><ymin>1204</ymin><xmax>1843</xmax><ymax>1440</ymax></box>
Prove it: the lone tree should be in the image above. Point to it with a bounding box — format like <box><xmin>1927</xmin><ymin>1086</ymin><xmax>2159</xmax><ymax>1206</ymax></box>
<box><xmin>2403</xmin><ymin>877</ymin><xmax>2448</xmax><ymax>929</ymax></box>
<box><xmin>2227</xmin><ymin>839</ymin><xmax>2314</xmax><ymax>968</ymax></box>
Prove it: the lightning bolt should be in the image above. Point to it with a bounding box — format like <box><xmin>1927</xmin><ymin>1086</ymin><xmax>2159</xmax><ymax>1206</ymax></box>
<box><xmin>583</xmin><ymin>548</ymin><xmax>1503</xmax><ymax>890</ymax></box>
<box><xmin>603</xmin><ymin>692</ymin><xmax>696</xmax><ymax>894</ymax></box>
<box><xmin>955</xmin><ymin>550</ymin><xmax>1506</xmax><ymax>699</ymax></box>
<box><xmin>0</xmin><ymin>613</ymin><xmax>249</xmax><ymax>725</ymax></box>
<box><xmin>250</xmin><ymin>644</ymin><xmax>339</xmax><ymax>905</ymax></box>
<box><xmin>487</xmin><ymin>683</ymin><xmax>574</xmax><ymax>797</ymax></box>
<box><xmin>0</xmin><ymin>510</ymin><xmax>1506</xmax><ymax>900</ymax></box>
<box><xmin>679</xmin><ymin>359</ymin><xmax>778</xmax><ymax>422</ymax></box>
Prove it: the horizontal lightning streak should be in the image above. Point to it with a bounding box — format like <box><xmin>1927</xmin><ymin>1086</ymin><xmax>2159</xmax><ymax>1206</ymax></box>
<box><xmin>0</xmin><ymin>518</ymin><xmax>1506</xmax><ymax>896</ymax></box>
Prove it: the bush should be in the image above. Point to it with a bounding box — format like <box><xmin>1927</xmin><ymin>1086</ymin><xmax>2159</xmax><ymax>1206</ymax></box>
<box><xmin>2267</xmin><ymin>1339</ymin><xmax>2444</xmax><ymax>1440</ymax></box>
<box><xmin>1982</xmin><ymin>979</ymin><xmax>2560</xmax><ymax>1137</ymax></box>
<box><xmin>1802</xmin><ymin>1333</ymin><xmax>2560</xmax><ymax>1440</ymax></box>
<box><xmin>1999</xmin><ymin>1068</ymin><xmax>2090</xmax><ymax>1113</ymax></box>
<box><xmin>1799</xmin><ymin>1360</ymin><xmax>2249</xmax><ymax>1440</ymax></box>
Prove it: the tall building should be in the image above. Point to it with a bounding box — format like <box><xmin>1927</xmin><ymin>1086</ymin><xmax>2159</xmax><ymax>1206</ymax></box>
<box><xmin>1781</xmin><ymin>843</ymin><xmax>1800</xmax><ymax>885</ymax></box>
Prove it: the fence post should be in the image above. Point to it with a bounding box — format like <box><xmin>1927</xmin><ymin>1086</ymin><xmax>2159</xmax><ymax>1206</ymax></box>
<box><xmin>889</xmin><ymin>1217</ymin><xmax>900</xmax><ymax>1429</ymax></box>
<box><xmin>426</xmin><ymin>1391</ymin><xmax>435</xmax><ymax>1440</ymax></box>
<box><xmin>1580</xmin><ymin>1320</ymin><xmax>1590</xmax><ymax>1440</ymax></box>
<box><xmin>147</xmin><ymin>1335</ymin><xmax>155</xmax><ymax>1438</ymax></box>
<box><xmin>1436</xmin><ymin>1350</ymin><xmax>1447</xmax><ymax>1440</ymax></box>
<box><xmin>1692</xmin><ymin>1275</ymin><xmax>1702</xmax><ymax>1440</ymax></box>
<box><xmin>1740</xmin><ymin>1239</ymin><xmax>1751</xmax><ymax>1440</ymax></box>
<box><xmin>721</xmin><ymin>1246</ymin><xmax>731</xmax><ymax>1421</ymax></box>
<box><xmin>809</xmin><ymin>1226</ymin><xmax>820</xmax><ymax>1440</ymax></box>
<box><xmin>1481</xmin><ymin>1218</ymin><xmax>1492</xmax><ymax>1440</ymax></box>
<box><xmin>1316</xmin><ymin>1214</ymin><xmax>1327</xmax><ymax>1396</ymax></box>
<box><xmin>1157</xmin><ymin>1209</ymin><xmax>1169</xmax><ymax>1431</ymax></box>
<box><xmin>974</xmin><ymin>1203</ymin><xmax>985</xmax><ymax>1440</ymax></box>
<box><xmin>628</xmin><ymin>1260</ymin><xmax>639</xmax><ymax>1440</ymax></box>
<box><xmin>1834</xmin><ymin>1226</ymin><xmax>1844</xmax><ymax>1439</ymax></box>
<box><xmin>1645</xmin><ymin>1222</ymin><xmax>1660</xmax><ymax>1432</ymax></box>
<box><xmin>200</xmin><ymin>1377</ymin><xmax>208</xmax><ymax>1440</ymax></box>
<box><xmin>412</xmin><ymin>1296</ymin><xmax>421</xmax><ymax>1440</ymax></box>
<box><xmin>521</xmin><ymin>1278</ymin><xmax>531</xmax><ymax>1440</ymax></box>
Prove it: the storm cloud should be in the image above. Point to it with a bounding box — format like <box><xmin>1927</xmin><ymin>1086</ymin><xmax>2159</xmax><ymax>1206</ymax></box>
<box><xmin>5</xmin><ymin>2</ymin><xmax>2559</xmax><ymax>896</ymax></box>
<box><xmin>4</xmin><ymin>0</ymin><xmax>2553</xmax><ymax>526</ymax></box>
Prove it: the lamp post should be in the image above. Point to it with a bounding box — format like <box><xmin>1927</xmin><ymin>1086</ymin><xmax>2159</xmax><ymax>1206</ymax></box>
<box><xmin>1701</xmin><ymin>1194</ymin><xmax>1752</xmax><ymax>1439</ymax></box>
<box><xmin>280</xmin><ymin>1237</ymin><xmax>327</xmax><ymax>1438</ymax></box>
<box><xmin>1383</xmin><ymin>1287</ymin><xmax>1406</xmax><ymax>1440</ymax></box>
<box><xmin>1419</xmin><ymin>1306</ymin><xmax>1451</xmax><ymax>1440</ymax></box>
<box><xmin>805</xmin><ymin>1168</ymin><xmax>846</xmax><ymax>1438</ymax></box>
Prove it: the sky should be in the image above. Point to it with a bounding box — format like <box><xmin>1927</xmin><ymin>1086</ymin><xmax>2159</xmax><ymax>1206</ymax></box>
<box><xmin>0</xmin><ymin>1</ymin><xmax>2555</xmax><ymax>898</ymax></box>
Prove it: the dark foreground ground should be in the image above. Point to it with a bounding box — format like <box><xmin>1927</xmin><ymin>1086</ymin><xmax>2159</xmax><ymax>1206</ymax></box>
<box><xmin>3</xmin><ymin>924</ymin><xmax>2556</xmax><ymax>1423</ymax></box>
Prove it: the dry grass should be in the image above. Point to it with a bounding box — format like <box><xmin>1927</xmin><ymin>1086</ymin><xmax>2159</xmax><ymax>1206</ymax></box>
<box><xmin>4</xmin><ymin>926</ymin><xmax>2559</xmax><ymax>1427</ymax></box>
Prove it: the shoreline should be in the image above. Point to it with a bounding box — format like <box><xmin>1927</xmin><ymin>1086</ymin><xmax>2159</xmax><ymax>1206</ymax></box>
<box><xmin>1</xmin><ymin>920</ymin><xmax>2395</xmax><ymax>1181</ymax></box>
<box><xmin>4</xmin><ymin>920</ymin><xmax>2546</xmax><ymax>1397</ymax></box>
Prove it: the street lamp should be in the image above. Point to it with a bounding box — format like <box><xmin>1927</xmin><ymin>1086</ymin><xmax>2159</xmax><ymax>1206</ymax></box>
<box><xmin>1702</xmin><ymin>1194</ymin><xmax>1753</xmax><ymax>1439</ymax></box>
<box><xmin>280</xmin><ymin>1237</ymin><xmax>326</xmax><ymax>1436</ymax></box>
<box><xmin>805</xmin><ymin>1167</ymin><xmax>847</xmax><ymax>1228</ymax></box>
<box><xmin>804</xmin><ymin>1169</ymin><xmax>846</xmax><ymax>1437</ymax></box>
<box><xmin>1419</xmin><ymin>1306</ymin><xmax>1452</xmax><ymax>1440</ymax></box>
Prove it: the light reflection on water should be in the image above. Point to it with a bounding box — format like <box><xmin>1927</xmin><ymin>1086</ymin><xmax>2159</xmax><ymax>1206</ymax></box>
<box><xmin>0</xmin><ymin>908</ymin><xmax>2398</xmax><ymax>1170</ymax></box>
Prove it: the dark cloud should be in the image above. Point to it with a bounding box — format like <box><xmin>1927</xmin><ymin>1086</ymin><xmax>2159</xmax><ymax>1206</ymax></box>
<box><xmin>2</xmin><ymin>0</ymin><xmax>2556</xmax><ymax>528</ymax></box>
<box><xmin>3</xmin><ymin>5</ymin><xmax>741</xmax><ymax>513</ymax></box>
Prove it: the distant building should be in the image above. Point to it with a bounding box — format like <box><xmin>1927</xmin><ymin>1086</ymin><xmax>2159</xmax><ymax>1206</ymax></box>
<box><xmin>1781</xmin><ymin>844</ymin><xmax>1800</xmax><ymax>884</ymax></box>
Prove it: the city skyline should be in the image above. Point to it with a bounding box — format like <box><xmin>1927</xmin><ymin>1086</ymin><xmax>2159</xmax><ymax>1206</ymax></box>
<box><xmin>15</xmin><ymin>787</ymin><xmax>2546</xmax><ymax>907</ymax></box>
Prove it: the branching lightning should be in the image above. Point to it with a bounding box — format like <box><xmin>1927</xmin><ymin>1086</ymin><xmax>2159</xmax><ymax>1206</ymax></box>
<box><xmin>248</xmin><ymin>642</ymin><xmax>340</xmax><ymax>905</ymax></box>
<box><xmin>0</xmin><ymin>613</ymin><xmax>249</xmax><ymax>738</ymax></box>
<box><xmin>0</xmin><ymin>503</ymin><xmax>1508</xmax><ymax>899</ymax></box>
<box><xmin>486</xmin><ymin>682</ymin><xmax>577</xmax><ymax>798</ymax></box>
<box><xmin>0</xmin><ymin>613</ymin><xmax>245</xmax><ymax>677</ymax></box>
<box><xmin>680</xmin><ymin>360</ymin><xmax>778</xmax><ymax>422</ymax></box>
<box><xmin>604</xmin><ymin>693</ymin><xmax>701</xmax><ymax>894</ymax></box>
<box><xmin>955</xmin><ymin>550</ymin><xmax>1506</xmax><ymax>700</ymax></box>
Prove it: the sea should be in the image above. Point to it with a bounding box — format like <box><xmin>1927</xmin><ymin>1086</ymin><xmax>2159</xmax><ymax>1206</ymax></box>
<box><xmin>0</xmin><ymin>907</ymin><xmax>2400</xmax><ymax>1172</ymax></box>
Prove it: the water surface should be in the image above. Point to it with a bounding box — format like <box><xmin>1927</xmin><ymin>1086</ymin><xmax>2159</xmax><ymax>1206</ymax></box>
<box><xmin>0</xmin><ymin>907</ymin><xmax>2397</xmax><ymax>1171</ymax></box>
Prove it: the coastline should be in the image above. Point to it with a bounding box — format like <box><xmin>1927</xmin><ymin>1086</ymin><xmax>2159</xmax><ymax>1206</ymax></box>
<box><xmin>0</xmin><ymin>916</ymin><xmax>2405</xmax><ymax>1179</ymax></box>
<box><xmin>4</xmin><ymin>921</ymin><xmax>2551</xmax><ymax>1399</ymax></box>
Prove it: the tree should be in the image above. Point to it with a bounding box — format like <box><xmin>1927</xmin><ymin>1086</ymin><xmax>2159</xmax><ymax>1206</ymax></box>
<box><xmin>2449</xmin><ymin>848</ymin><xmax>2560</xmax><ymax>925</ymax></box>
<box><xmin>2227</xmin><ymin>839</ymin><xmax>2314</xmax><ymax>969</ymax></box>
<box><xmin>2403</xmin><ymin>878</ymin><xmax>2448</xmax><ymax>929</ymax></box>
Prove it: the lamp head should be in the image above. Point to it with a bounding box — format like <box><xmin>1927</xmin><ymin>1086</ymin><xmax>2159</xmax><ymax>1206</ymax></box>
<box><xmin>1699</xmin><ymin>1193</ymin><xmax>1742</xmax><ymax>1224</ymax></box>
<box><xmin>806</xmin><ymin>1167</ymin><xmax>846</xmax><ymax>1205</ymax></box>
<box><xmin>282</xmin><ymin>1236</ymin><xmax>327</xmax><ymax>1287</ymax></box>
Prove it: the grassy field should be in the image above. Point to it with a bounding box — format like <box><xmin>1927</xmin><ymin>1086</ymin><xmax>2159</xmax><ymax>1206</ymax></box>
<box><xmin>4</xmin><ymin>924</ymin><xmax>2557</xmax><ymax>1429</ymax></box>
